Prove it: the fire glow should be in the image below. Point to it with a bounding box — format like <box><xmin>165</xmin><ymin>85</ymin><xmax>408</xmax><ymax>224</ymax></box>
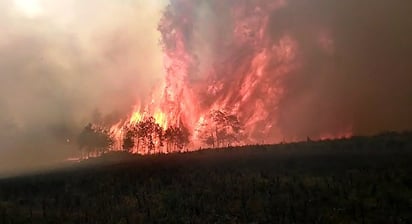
<box><xmin>107</xmin><ymin>0</ymin><xmax>352</xmax><ymax>154</ymax></box>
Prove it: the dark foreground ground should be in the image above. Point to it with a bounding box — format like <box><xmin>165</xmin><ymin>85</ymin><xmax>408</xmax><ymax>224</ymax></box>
<box><xmin>1</xmin><ymin>132</ymin><xmax>412</xmax><ymax>224</ymax></box>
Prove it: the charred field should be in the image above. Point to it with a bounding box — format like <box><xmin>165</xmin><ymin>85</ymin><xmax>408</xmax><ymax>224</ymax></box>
<box><xmin>1</xmin><ymin>132</ymin><xmax>412</xmax><ymax>224</ymax></box>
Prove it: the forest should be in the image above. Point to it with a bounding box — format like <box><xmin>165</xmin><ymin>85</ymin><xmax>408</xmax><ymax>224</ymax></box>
<box><xmin>78</xmin><ymin>109</ymin><xmax>244</xmax><ymax>157</ymax></box>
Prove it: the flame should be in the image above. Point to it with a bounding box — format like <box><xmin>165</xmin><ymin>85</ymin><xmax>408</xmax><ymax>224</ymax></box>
<box><xmin>153</xmin><ymin>110</ymin><xmax>168</xmax><ymax>130</ymax></box>
<box><xmin>130</xmin><ymin>111</ymin><xmax>143</xmax><ymax>124</ymax></box>
<box><xmin>107</xmin><ymin>0</ymin><xmax>352</xmax><ymax>153</ymax></box>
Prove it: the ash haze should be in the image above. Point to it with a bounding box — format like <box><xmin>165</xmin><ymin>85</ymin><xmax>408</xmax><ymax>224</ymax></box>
<box><xmin>1</xmin><ymin>0</ymin><xmax>412</xmax><ymax>176</ymax></box>
<box><xmin>271</xmin><ymin>0</ymin><xmax>412</xmax><ymax>139</ymax></box>
<box><xmin>0</xmin><ymin>0</ymin><xmax>168</xmax><ymax>176</ymax></box>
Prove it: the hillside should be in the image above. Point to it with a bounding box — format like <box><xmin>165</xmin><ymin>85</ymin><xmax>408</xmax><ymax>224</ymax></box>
<box><xmin>1</xmin><ymin>132</ymin><xmax>412</xmax><ymax>223</ymax></box>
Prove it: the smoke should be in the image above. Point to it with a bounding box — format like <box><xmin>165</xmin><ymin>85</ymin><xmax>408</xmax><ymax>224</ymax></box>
<box><xmin>271</xmin><ymin>0</ymin><xmax>412</xmax><ymax>138</ymax></box>
<box><xmin>0</xmin><ymin>0</ymin><xmax>168</xmax><ymax>176</ymax></box>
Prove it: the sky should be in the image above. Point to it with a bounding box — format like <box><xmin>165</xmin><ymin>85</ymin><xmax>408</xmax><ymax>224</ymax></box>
<box><xmin>0</xmin><ymin>0</ymin><xmax>411</xmax><ymax>176</ymax></box>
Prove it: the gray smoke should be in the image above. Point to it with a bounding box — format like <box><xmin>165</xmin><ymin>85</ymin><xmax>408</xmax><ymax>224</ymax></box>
<box><xmin>0</xmin><ymin>0</ymin><xmax>167</xmax><ymax>176</ymax></box>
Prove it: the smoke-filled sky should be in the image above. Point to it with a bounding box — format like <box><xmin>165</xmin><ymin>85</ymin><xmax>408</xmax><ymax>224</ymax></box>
<box><xmin>1</xmin><ymin>0</ymin><xmax>412</xmax><ymax>176</ymax></box>
<box><xmin>0</xmin><ymin>0</ymin><xmax>168</xmax><ymax>175</ymax></box>
<box><xmin>272</xmin><ymin>0</ymin><xmax>412</xmax><ymax>138</ymax></box>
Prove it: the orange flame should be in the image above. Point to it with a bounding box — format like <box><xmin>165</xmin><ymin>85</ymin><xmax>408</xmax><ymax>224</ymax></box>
<box><xmin>108</xmin><ymin>0</ymin><xmax>352</xmax><ymax>153</ymax></box>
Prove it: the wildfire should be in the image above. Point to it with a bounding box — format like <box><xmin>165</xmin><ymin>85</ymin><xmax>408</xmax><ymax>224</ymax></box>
<box><xmin>129</xmin><ymin>109</ymin><xmax>168</xmax><ymax>130</ymax></box>
<box><xmin>103</xmin><ymin>0</ymin><xmax>352</xmax><ymax>154</ymax></box>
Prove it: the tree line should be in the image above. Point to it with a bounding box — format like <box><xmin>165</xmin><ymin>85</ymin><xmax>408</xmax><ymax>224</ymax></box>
<box><xmin>77</xmin><ymin>110</ymin><xmax>243</xmax><ymax>157</ymax></box>
<box><xmin>122</xmin><ymin>116</ymin><xmax>190</xmax><ymax>154</ymax></box>
<box><xmin>77</xmin><ymin>116</ymin><xmax>190</xmax><ymax>157</ymax></box>
<box><xmin>199</xmin><ymin>110</ymin><xmax>244</xmax><ymax>148</ymax></box>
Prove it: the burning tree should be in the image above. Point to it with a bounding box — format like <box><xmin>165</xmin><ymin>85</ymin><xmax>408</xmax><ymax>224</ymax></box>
<box><xmin>136</xmin><ymin>117</ymin><xmax>164</xmax><ymax>154</ymax></box>
<box><xmin>122</xmin><ymin>117</ymin><xmax>181</xmax><ymax>154</ymax></box>
<box><xmin>122</xmin><ymin>125</ymin><xmax>137</xmax><ymax>153</ymax></box>
<box><xmin>164</xmin><ymin>125</ymin><xmax>190</xmax><ymax>153</ymax></box>
<box><xmin>200</xmin><ymin>110</ymin><xmax>244</xmax><ymax>148</ymax></box>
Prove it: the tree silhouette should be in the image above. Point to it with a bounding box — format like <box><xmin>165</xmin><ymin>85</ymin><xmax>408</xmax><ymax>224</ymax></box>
<box><xmin>164</xmin><ymin>126</ymin><xmax>175</xmax><ymax>152</ymax></box>
<box><xmin>165</xmin><ymin>125</ymin><xmax>190</xmax><ymax>152</ymax></box>
<box><xmin>131</xmin><ymin>117</ymin><xmax>164</xmax><ymax>154</ymax></box>
<box><xmin>205</xmin><ymin>135</ymin><xmax>215</xmax><ymax>148</ymax></box>
<box><xmin>122</xmin><ymin>125</ymin><xmax>136</xmax><ymax>153</ymax></box>
<box><xmin>201</xmin><ymin>110</ymin><xmax>243</xmax><ymax>148</ymax></box>
<box><xmin>77</xmin><ymin>123</ymin><xmax>114</xmax><ymax>158</ymax></box>
<box><xmin>175</xmin><ymin>125</ymin><xmax>190</xmax><ymax>151</ymax></box>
